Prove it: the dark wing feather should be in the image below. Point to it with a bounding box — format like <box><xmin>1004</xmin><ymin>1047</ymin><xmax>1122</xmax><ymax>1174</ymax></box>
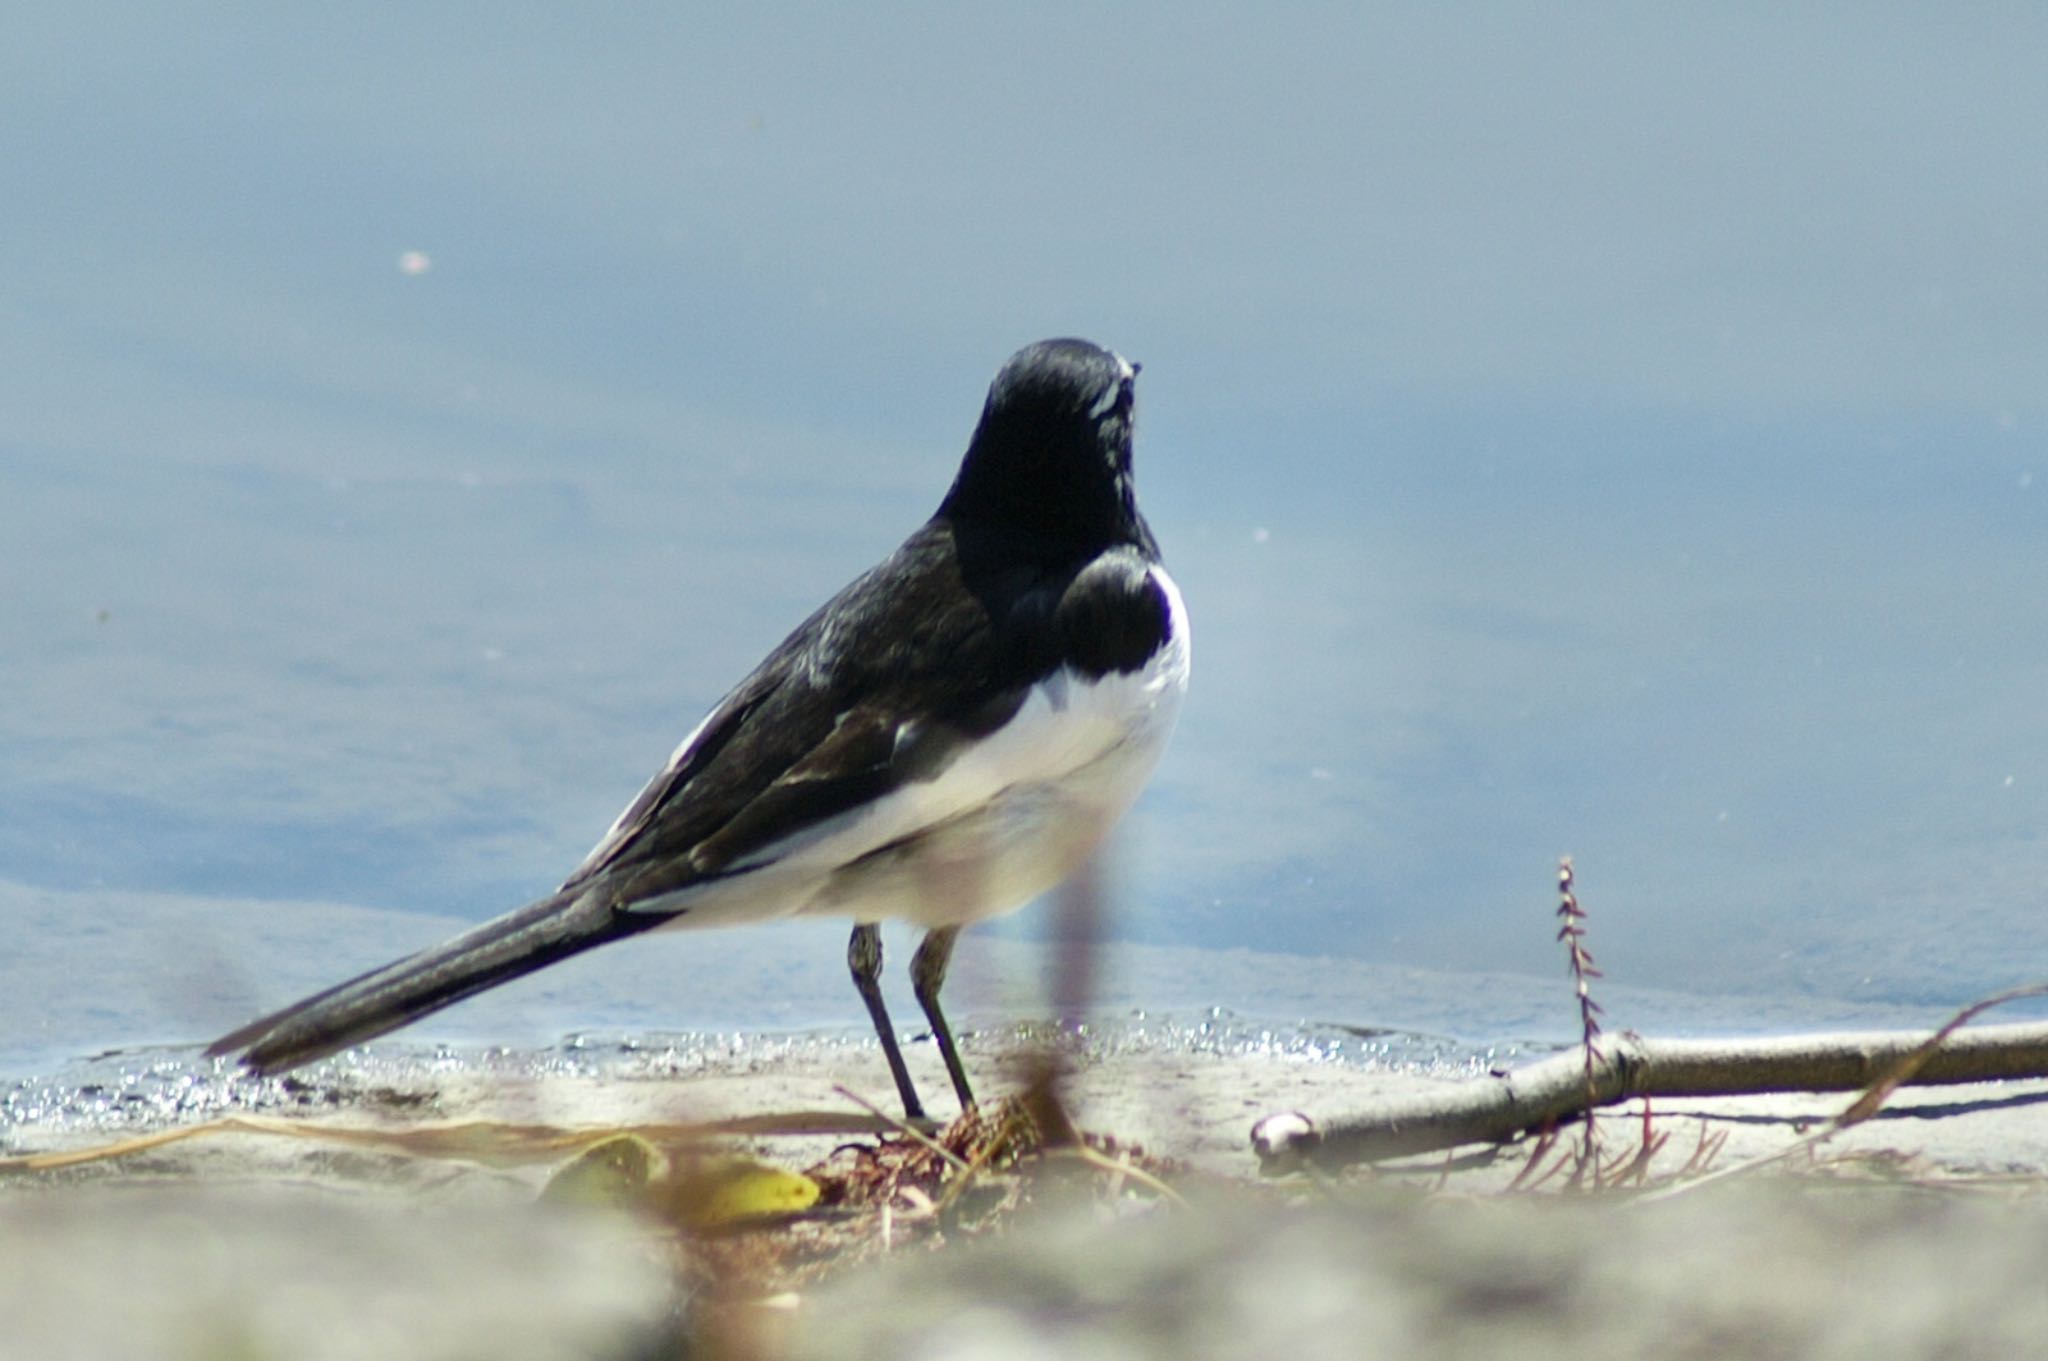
<box><xmin>564</xmin><ymin>517</ymin><xmax>1070</xmax><ymax>907</ymax></box>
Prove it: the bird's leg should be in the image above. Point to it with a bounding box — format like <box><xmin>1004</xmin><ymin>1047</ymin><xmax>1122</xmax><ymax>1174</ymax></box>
<box><xmin>848</xmin><ymin>921</ymin><xmax>926</xmax><ymax>1121</ymax></box>
<box><xmin>912</xmin><ymin>924</ymin><xmax>974</xmax><ymax>1111</ymax></box>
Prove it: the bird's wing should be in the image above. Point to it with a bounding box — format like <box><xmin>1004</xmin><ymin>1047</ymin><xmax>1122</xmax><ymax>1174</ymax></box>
<box><xmin>563</xmin><ymin>519</ymin><xmax>1061</xmax><ymax>907</ymax></box>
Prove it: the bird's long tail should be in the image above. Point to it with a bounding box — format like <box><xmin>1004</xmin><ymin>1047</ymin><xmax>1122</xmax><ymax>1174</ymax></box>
<box><xmin>205</xmin><ymin>887</ymin><xmax>657</xmax><ymax>1075</ymax></box>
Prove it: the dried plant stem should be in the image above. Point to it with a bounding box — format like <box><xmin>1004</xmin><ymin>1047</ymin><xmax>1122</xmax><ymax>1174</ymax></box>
<box><xmin>0</xmin><ymin>1109</ymin><xmax>908</xmax><ymax>1174</ymax></box>
<box><xmin>1045</xmin><ymin>1145</ymin><xmax>1190</xmax><ymax>1207</ymax></box>
<box><xmin>1553</xmin><ymin>856</ymin><xmax>1605</xmax><ymax>1181</ymax></box>
<box><xmin>831</xmin><ymin>1085</ymin><xmax>972</xmax><ymax>1174</ymax></box>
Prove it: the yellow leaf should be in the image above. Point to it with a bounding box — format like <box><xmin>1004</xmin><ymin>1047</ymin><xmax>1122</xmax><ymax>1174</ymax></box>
<box><xmin>540</xmin><ymin>1133</ymin><xmax>662</xmax><ymax>1209</ymax></box>
<box><xmin>663</xmin><ymin>1154</ymin><xmax>820</xmax><ymax>1228</ymax></box>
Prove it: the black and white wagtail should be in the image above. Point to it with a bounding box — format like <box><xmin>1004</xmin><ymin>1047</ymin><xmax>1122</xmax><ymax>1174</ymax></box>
<box><xmin>208</xmin><ymin>338</ymin><xmax>1190</xmax><ymax>1120</ymax></box>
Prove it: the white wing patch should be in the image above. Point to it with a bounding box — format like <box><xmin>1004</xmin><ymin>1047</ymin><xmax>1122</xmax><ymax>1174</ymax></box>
<box><xmin>567</xmin><ymin>706</ymin><xmax>721</xmax><ymax>881</ymax></box>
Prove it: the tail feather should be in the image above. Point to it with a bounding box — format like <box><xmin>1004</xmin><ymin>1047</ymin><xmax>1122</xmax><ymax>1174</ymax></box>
<box><xmin>206</xmin><ymin>888</ymin><xmax>658</xmax><ymax>1075</ymax></box>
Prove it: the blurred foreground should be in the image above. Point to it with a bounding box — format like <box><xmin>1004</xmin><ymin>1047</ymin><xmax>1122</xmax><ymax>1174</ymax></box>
<box><xmin>5</xmin><ymin>1029</ymin><xmax>2048</xmax><ymax>1360</ymax></box>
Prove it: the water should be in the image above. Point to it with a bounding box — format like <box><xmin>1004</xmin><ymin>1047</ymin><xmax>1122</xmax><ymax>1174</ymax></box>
<box><xmin>0</xmin><ymin>1015</ymin><xmax>1476</xmax><ymax>1144</ymax></box>
<box><xmin>7</xmin><ymin>8</ymin><xmax>2048</xmax><ymax>1091</ymax></box>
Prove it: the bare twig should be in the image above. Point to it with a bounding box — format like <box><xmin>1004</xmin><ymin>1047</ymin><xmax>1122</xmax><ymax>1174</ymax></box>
<box><xmin>1635</xmin><ymin>981</ymin><xmax>2048</xmax><ymax>1200</ymax></box>
<box><xmin>1252</xmin><ymin>1014</ymin><xmax>2048</xmax><ymax>1173</ymax></box>
<box><xmin>1835</xmin><ymin>981</ymin><xmax>2048</xmax><ymax>1127</ymax></box>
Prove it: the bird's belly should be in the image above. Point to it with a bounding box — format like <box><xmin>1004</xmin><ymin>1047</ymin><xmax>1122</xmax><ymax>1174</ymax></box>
<box><xmin>800</xmin><ymin>725</ymin><xmax>1167</xmax><ymax>928</ymax></box>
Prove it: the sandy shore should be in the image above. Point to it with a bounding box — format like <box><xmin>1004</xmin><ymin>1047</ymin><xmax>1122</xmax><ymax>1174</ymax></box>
<box><xmin>6</xmin><ymin>1037</ymin><xmax>2048</xmax><ymax>1358</ymax></box>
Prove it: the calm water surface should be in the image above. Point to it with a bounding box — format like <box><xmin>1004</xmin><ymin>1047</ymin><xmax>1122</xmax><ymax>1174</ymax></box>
<box><xmin>6</xmin><ymin>8</ymin><xmax>2048</xmax><ymax>1082</ymax></box>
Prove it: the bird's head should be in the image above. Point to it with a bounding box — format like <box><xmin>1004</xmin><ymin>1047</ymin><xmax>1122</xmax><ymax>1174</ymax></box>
<box><xmin>941</xmin><ymin>338</ymin><xmax>1148</xmax><ymax>552</ymax></box>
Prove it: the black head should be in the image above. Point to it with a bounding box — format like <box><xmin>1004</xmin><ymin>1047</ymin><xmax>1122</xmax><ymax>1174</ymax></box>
<box><xmin>939</xmin><ymin>338</ymin><xmax>1151</xmax><ymax>553</ymax></box>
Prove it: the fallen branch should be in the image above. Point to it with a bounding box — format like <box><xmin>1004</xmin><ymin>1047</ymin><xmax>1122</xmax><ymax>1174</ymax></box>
<box><xmin>1251</xmin><ymin>1017</ymin><xmax>2048</xmax><ymax>1173</ymax></box>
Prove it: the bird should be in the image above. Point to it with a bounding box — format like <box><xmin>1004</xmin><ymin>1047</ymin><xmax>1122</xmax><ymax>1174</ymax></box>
<box><xmin>207</xmin><ymin>337</ymin><xmax>1190</xmax><ymax>1121</ymax></box>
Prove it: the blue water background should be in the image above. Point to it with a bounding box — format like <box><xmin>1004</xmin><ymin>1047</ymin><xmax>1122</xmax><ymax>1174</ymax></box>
<box><xmin>6</xmin><ymin>6</ymin><xmax>2048</xmax><ymax>1075</ymax></box>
